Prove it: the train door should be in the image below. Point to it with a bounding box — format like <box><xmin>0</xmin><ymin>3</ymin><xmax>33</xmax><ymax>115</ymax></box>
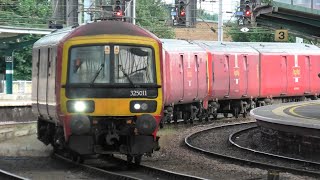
<box><xmin>242</xmin><ymin>55</ymin><xmax>249</xmax><ymax>96</ymax></box>
<box><xmin>38</xmin><ymin>48</ymin><xmax>50</xmax><ymax>119</ymax></box>
<box><xmin>195</xmin><ymin>54</ymin><xmax>199</xmax><ymax>100</ymax></box>
<box><xmin>309</xmin><ymin>55</ymin><xmax>320</xmax><ymax>94</ymax></box>
<box><xmin>229</xmin><ymin>55</ymin><xmax>239</xmax><ymax>98</ymax></box>
<box><xmin>47</xmin><ymin>47</ymin><xmax>57</xmax><ymax>119</ymax></box>
<box><xmin>304</xmin><ymin>56</ymin><xmax>311</xmax><ymax>94</ymax></box>
<box><xmin>167</xmin><ymin>53</ymin><xmax>184</xmax><ymax>104</ymax></box>
<box><xmin>197</xmin><ymin>53</ymin><xmax>207</xmax><ymax>99</ymax></box>
<box><xmin>212</xmin><ymin>54</ymin><xmax>230</xmax><ymax>99</ymax></box>
<box><xmin>45</xmin><ymin>48</ymin><xmax>50</xmax><ymax>117</ymax></box>
<box><xmin>280</xmin><ymin>56</ymin><xmax>288</xmax><ymax>95</ymax></box>
<box><xmin>180</xmin><ymin>54</ymin><xmax>185</xmax><ymax>102</ymax></box>
<box><xmin>31</xmin><ymin>49</ymin><xmax>40</xmax><ymax>115</ymax></box>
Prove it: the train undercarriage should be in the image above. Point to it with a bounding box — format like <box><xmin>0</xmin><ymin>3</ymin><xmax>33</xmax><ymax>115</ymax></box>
<box><xmin>161</xmin><ymin>95</ymin><xmax>319</xmax><ymax>126</ymax></box>
<box><xmin>37</xmin><ymin>116</ymin><xmax>159</xmax><ymax>164</ymax></box>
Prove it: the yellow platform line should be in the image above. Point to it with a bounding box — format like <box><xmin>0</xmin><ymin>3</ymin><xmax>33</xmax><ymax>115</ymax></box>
<box><xmin>272</xmin><ymin>102</ymin><xmax>320</xmax><ymax>120</ymax></box>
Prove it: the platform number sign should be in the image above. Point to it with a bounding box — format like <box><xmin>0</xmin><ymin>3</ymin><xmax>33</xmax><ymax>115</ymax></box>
<box><xmin>275</xmin><ymin>29</ymin><xmax>288</xmax><ymax>42</ymax></box>
<box><xmin>5</xmin><ymin>56</ymin><xmax>13</xmax><ymax>62</ymax></box>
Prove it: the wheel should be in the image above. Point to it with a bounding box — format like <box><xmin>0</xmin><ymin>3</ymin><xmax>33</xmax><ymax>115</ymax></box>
<box><xmin>212</xmin><ymin>113</ymin><xmax>218</xmax><ymax>120</ymax></box>
<box><xmin>134</xmin><ymin>155</ymin><xmax>142</xmax><ymax>165</ymax></box>
<box><xmin>243</xmin><ymin>111</ymin><xmax>247</xmax><ymax>118</ymax></box>
<box><xmin>233</xmin><ymin>108</ymin><xmax>239</xmax><ymax>118</ymax></box>
<box><xmin>127</xmin><ymin>155</ymin><xmax>133</xmax><ymax>164</ymax></box>
<box><xmin>223</xmin><ymin>113</ymin><xmax>228</xmax><ymax>118</ymax></box>
<box><xmin>72</xmin><ymin>154</ymin><xmax>84</xmax><ymax>164</ymax></box>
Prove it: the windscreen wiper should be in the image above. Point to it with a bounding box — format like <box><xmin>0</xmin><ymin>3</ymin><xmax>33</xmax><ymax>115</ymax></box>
<box><xmin>119</xmin><ymin>65</ymin><xmax>136</xmax><ymax>87</ymax></box>
<box><xmin>91</xmin><ymin>63</ymin><xmax>104</xmax><ymax>85</ymax></box>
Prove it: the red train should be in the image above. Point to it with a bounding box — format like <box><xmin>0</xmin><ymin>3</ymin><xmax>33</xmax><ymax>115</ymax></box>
<box><xmin>32</xmin><ymin>21</ymin><xmax>320</xmax><ymax>163</ymax></box>
<box><xmin>161</xmin><ymin>40</ymin><xmax>320</xmax><ymax>125</ymax></box>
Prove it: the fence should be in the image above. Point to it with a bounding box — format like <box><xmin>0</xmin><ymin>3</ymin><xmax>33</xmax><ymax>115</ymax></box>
<box><xmin>0</xmin><ymin>80</ymin><xmax>32</xmax><ymax>94</ymax></box>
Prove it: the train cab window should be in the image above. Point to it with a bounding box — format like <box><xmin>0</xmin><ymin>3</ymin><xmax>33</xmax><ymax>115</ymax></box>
<box><xmin>68</xmin><ymin>45</ymin><xmax>155</xmax><ymax>85</ymax></box>
<box><xmin>68</xmin><ymin>46</ymin><xmax>110</xmax><ymax>84</ymax></box>
<box><xmin>114</xmin><ymin>45</ymin><xmax>156</xmax><ymax>84</ymax></box>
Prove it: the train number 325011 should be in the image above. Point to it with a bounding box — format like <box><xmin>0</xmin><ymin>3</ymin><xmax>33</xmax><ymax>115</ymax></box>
<box><xmin>130</xmin><ymin>90</ymin><xmax>147</xmax><ymax>97</ymax></box>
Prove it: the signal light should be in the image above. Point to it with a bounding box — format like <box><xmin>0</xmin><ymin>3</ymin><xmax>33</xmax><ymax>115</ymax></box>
<box><xmin>244</xmin><ymin>0</ymin><xmax>252</xmax><ymax>17</ymax></box>
<box><xmin>245</xmin><ymin>10</ymin><xmax>251</xmax><ymax>16</ymax></box>
<box><xmin>116</xmin><ymin>11</ymin><xmax>122</xmax><ymax>16</ymax></box>
<box><xmin>179</xmin><ymin>1</ymin><xmax>185</xmax><ymax>17</ymax></box>
<box><xmin>180</xmin><ymin>10</ymin><xmax>185</xmax><ymax>16</ymax></box>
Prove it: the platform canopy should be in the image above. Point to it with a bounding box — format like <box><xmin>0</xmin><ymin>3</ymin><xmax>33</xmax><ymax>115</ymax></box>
<box><xmin>0</xmin><ymin>26</ymin><xmax>53</xmax><ymax>56</ymax></box>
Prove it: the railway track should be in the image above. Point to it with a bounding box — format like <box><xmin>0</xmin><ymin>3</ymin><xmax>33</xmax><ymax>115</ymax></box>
<box><xmin>185</xmin><ymin>122</ymin><xmax>320</xmax><ymax>178</ymax></box>
<box><xmin>229</xmin><ymin>126</ymin><xmax>320</xmax><ymax>166</ymax></box>
<box><xmin>54</xmin><ymin>153</ymin><xmax>206</xmax><ymax>180</ymax></box>
<box><xmin>0</xmin><ymin>169</ymin><xmax>28</xmax><ymax>180</ymax></box>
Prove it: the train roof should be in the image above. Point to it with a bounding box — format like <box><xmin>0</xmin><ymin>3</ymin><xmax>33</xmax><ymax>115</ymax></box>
<box><xmin>34</xmin><ymin>21</ymin><xmax>160</xmax><ymax>48</ymax></box>
<box><xmin>161</xmin><ymin>39</ymin><xmax>206</xmax><ymax>52</ymax></box>
<box><xmin>246</xmin><ymin>42</ymin><xmax>320</xmax><ymax>54</ymax></box>
<box><xmin>194</xmin><ymin>41</ymin><xmax>259</xmax><ymax>53</ymax></box>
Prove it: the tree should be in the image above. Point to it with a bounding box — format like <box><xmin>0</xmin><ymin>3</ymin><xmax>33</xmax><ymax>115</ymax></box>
<box><xmin>0</xmin><ymin>0</ymin><xmax>51</xmax><ymax>80</ymax></box>
<box><xmin>0</xmin><ymin>0</ymin><xmax>51</xmax><ymax>27</ymax></box>
<box><xmin>136</xmin><ymin>0</ymin><xmax>175</xmax><ymax>39</ymax></box>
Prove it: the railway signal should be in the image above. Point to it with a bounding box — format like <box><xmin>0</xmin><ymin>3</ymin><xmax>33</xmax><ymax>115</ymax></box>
<box><xmin>179</xmin><ymin>1</ymin><xmax>186</xmax><ymax>17</ymax></box>
<box><xmin>177</xmin><ymin>0</ymin><xmax>186</xmax><ymax>25</ymax></box>
<box><xmin>114</xmin><ymin>0</ymin><xmax>123</xmax><ymax>17</ymax></box>
<box><xmin>244</xmin><ymin>0</ymin><xmax>252</xmax><ymax>18</ymax></box>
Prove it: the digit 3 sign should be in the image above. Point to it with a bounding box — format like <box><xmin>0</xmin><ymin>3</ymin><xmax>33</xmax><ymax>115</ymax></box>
<box><xmin>275</xmin><ymin>29</ymin><xmax>288</xmax><ymax>42</ymax></box>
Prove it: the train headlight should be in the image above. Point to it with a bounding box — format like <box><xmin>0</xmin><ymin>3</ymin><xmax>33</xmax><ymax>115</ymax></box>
<box><xmin>141</xmin><ymin>103</ymin><xmax>148</xmax><ymax>110</ymax></box>
<box><xmin>130</xmin><ymin>100</ymin><xmax>157</xmax><ymax>113</ymax></box>
<box><xmin>67</xmin><ymin>100</ymin><xmax>95</xmax><ymax>113</ymax></box>
<box><xmin>134</xmin><ymin>103</ymin><xmax>141</xmax><ymax>110</ymax></box>
<box><xmin>74</xmin><ymin>101</ymin><xmax>86</xmax><ymax>112</ymax></box>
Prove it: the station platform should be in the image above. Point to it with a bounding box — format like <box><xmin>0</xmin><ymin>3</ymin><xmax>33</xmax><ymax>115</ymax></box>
<box><xmin>0</xmin><ymin>94</ymin><xmax>31</xmax><ymax>106</ymax></box>
<box><xmin>250</xmin><ymin>100</ymin><xmax>320</xmax><ymax>138</ymax></box>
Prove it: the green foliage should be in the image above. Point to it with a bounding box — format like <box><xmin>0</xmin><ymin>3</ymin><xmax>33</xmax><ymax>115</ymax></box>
<box><xmin>0</xmin><ymin>0</ymin><xmax>51</xmax><ymax>27</ymax></box>
<box><xmin>0</xmin><ymin>0</ymin><xmax>48</xmax><ymax>80</ymax></box>
<box><xmin>198</xmin><ymin>9</ymin><xmax>218</xmax><ymax>21</ymax></box>
<box><xmin>228</xmin><ymin>26</ymin><xmax>274</xmax><ymax>42</ymax></box>
<box><xmin>13</xmin><ymin>46</ymin><xmax>32</xmax><ymax>80</ymax></box>
<box><xmin>228</xmin><ymin>26</ymin><xmax>296</xmax><ymax>42</ymax></box>
<box><xmin>136</xmin><ymin>0</ymin><xmax>175</xmax><ymax>39</ymax></box>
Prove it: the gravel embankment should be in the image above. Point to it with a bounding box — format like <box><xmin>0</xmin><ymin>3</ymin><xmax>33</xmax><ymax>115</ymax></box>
<box><xmin>0</xmin><ymin>117</ymin><xmax>318</xmax><ymax>179</ymax></box>
<box><xmin>142</xmin><ymin>118</ymin><xmax>319</xmax><ymax>180</ymax></box>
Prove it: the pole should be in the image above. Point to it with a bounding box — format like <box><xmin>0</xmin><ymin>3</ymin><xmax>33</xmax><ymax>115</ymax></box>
<box><xmin>5</xmin><ymin>54</ymin><xmax>13</xmax><ymax>94</ymax></box>
<box><xmin>218</xmin><ymin>0</ymin><xmax>223</xmax><ymax>42</ymax></box>
<box><xmin>132</xmin><ymin>0</ymin><xmax>136</xmax><ymax>25</ymax></box>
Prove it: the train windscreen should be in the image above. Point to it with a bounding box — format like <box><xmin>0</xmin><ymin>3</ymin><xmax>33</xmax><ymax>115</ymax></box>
<box><xmin>68</xmin><ymin>45</ymin><xmax>156</xmax><ymax>85</ymax></box>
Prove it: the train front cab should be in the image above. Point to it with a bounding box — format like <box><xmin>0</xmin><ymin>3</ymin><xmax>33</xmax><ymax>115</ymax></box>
<box><xmin>32</xmin><ymin>24</ymin><xmax>164</xmax><ymax>164</ymax></box>
<box><xmin>60</xmin><ymin>35</ymin><xmax>163</xmax><ymax>159</ymax></box>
